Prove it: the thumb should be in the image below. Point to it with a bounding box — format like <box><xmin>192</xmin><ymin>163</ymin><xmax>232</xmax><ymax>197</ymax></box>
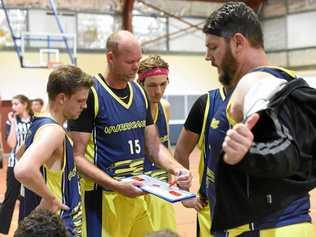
<box><xmin>245</xmin><ymin>113</ymin><xmax>260</xmax><ymax>130</ymax></box>
<box><xmin>131</xmin><ymin>180</ymin><xmax>143</xmax><ymax>187</ymax></box>
<box><xmin>60</xmin><ymin>203</ymin><xmax>70</xmax><ymax>211</ymax></box>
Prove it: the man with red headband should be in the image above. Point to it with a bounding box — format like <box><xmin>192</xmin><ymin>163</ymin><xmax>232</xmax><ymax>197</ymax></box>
<box><xmin>137</xmin><ymin>55</ymin><xmax>176</xmax><ymax>232</ymax></box>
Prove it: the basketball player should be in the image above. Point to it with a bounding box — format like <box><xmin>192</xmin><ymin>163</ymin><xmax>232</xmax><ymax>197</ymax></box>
<box><xmin>68</xmin><ymin>31</ymin><xmax>192</xmax><ymax>237</ymax></box>
<box><xmin>174</xmin><ymin>67</ymin><xmax>234</xmax><ymax>237</ymax></box>
<box><xmin>137</xmin><ymin>55</ymin><xmax>176</xmax><ymax>232</ymax></box>
<box><xmin>14</xmin><ymin>65</ymin><xmax>93</xmax><ymax>236</ymax></box>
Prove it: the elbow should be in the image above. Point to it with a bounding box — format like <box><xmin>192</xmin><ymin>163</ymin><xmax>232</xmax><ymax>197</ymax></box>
<box><xmin>7</xmin><ymin>140</ymin><xmax>16</xmax><ymax>149</ymax></box>
<box><xmin>14</xmin><ymin>163</ymin><xmax>32</xmax><ymax>183</ymax></box>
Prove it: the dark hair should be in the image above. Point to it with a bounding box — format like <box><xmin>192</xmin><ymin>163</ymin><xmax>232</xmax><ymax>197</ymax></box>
<box><xmin>14</xmin><ymin>209</ymin><xmax>68</xmax><ymax>237</ymax></box>
<box><xmin>47</xmin><ymin>65</ymin><xmax>93</xmax><ymax>101</ymax></box>
<box><xmin>32</xmin><ymin>98</ymin><xmax>44</xmax><ymax>106</ymax></box>
<box><xmin>13</xmin><ymin>94</ymin><xmax>33</xmax><ymax>116</ymax></box>
<box><xmin>203</xmin><ymin>2</ymin><xmax>263</xmax><ymax>48</ymax></box>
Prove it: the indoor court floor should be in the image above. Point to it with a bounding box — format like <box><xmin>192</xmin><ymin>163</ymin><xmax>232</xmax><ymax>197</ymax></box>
<box><xmin>1</xmin><ymin>148</ymin><xmax>316</xmax><ymax>237</ymax></box>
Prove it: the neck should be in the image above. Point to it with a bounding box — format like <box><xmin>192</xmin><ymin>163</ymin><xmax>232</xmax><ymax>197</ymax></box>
<box><xmin>48</xmin><ymin>102</ymin><xmax>66</xmax><ymax>126</ymax></box>
<box><xmin>105</xmin><ymin>71</ymin><xmax>128</xmax><ymax>89</ymax></box>
<box><xmin>20</xmin><ymin>111</ymin><xmax>30</xmax><ymax>120</ymax></box>
<box><xmin>234</xmin><ymin>48</ymin><xmax>269</xmax><ymax>85</ymax></box>
<box><xmin>223</xmin><ymin>86</ymin><xmax>234</xmax><ymax>96</ymax></box>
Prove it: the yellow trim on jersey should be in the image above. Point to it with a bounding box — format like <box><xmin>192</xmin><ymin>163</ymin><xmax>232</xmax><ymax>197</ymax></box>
<box><xmin>226</xmin><ymin>223</ymin><xmax>250</xmax><ymax>236</ymax></box>
<box><xmin>219</xmin><ymin>87</ymin><xmax>226</xmax><ymax>101</ymax></box>
<box><xmin>45</xmin><ymin>168</ymin><xmax>63</xmax><ymax>211</ymax></box>
<box><xmin>160</xmin><ymin>98</ymin><xmax>170</xmax><ymax>147</ymax></box>
<box><xmin>82</xmin><ymin>135</ymin><xmax>96</xmax><ymax>191</ymax></box>
<box><xmin>160</xmin><ymin>99</ymin><xmax>169</xmax><ymax>125</ymax></box>
<box><xmin>153</xmin><ymin>105</ymin><xmax>159</xmax><ymax>123</ymax></box>
<box><xmin>95</xmin><ymin>74</ymin><xmax>134</xmax><ymax>109</ymax></box>
<box><xmin>197</xmin><ymin>93</ymin><xmax>210</xmax><ymax>149</ymax></box>
<box><xmin>135</xmin><ymin>82</ymin><xmax>148</xmax><ymax>109</ymax></box>
<box><xmin>91</xmin><ymin>86</ymin><xmax>99</xmax><ymax>118</ymax></box>
<box><xmin>42</xmin><ymin>136</ymin><xmax>67</xmax><ymax>215</ymax></box>
<box><xmin>255</xmin><ymin>66</ymin><xmax>297</xmax><ymax>78</ymax></box>
<box><xmin>197</xmin><ymin>93</ymin><xmax>210</xmax><ymax>197</ymax></box>
<box><xmin>226</xmin><ymin>100</ymin><xmax>237</xmax><ymax>126</ymax></box>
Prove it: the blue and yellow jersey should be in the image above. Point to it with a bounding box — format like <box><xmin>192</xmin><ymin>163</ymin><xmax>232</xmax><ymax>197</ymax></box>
<box><xmin>22</xmin><ymin>116</ymin><xmax>82</xmax><ymax>237</ymax></box>
<box><xmin>202</xmin><ymin>88</ymin><xmax>231</xmax><ymax>211</ymax></box>
<box><xmin>223</xmin><ymin>67</ymin><xmax>311</xmax><ymax>235</ymax></box>
<box><xmin>144</xmin><ymin>101</ymin><xmax>169</xmax><ymax>182</ymax></box>
<box><xmin>85</xmin><ymin>74</ymin><xmax>148</xmax><ymax>189</ymax></box>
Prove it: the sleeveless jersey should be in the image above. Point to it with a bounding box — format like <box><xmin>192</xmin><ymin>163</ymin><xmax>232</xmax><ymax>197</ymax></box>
<box><xmin>85</xmin><ymin>74</ymin><xmax>148</xmax><ymax>189</ymax></box>
<box><xmin>22</xmin><ymin>116</ymin><xmax>82</xmax><ymax>237</ymax></box>
<box><xmin>204</xmin><ymin>88</ymin><xmax>231</xmax><ymax>214</ymax></box>
<box><xmin>144</xmin><ymin>101</ymin><xmax>169</xmax><ymax>181</ymax></box>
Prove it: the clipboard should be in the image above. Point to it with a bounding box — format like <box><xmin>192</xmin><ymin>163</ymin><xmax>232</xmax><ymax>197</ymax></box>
<box><xmin>122</xmin><ymin>174</ymin><xmax>196</xmax><ymax>203</ymax></box>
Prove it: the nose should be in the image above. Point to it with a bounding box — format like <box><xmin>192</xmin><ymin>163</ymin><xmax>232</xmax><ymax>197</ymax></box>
<box><xmin>82</xmin><ymin>101</ymin><xmax>87</xmax><ymax>109</ymax></box>
<box><xmin>205</xmin><ymin>51</ymin><xmax>213</xmax><ymax>62</ymax></box>
<box><xmin>132</xmin><ymin>62</ymin><xmax>139</xmax><ymax>71</ymax></box>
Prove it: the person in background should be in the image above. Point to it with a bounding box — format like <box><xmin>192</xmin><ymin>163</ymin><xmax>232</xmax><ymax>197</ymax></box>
<box><xmin>31</xmin><ymin>98</ymin><xmax>44</xmax><ymax>114</ymax></box>
<box><xmin>0</xmin><ymin>92</ymin><xmax>3</xmax><ymax>169</ymax></box>
<box><xmin>137</xmin><ymin>55</ymin><xmax>176</xmax><ymax>232</ymax></box>
<box><xmin>0</xmin><ymin>94</ymin><xmax>33</xmax><ymax>235</ymax></box>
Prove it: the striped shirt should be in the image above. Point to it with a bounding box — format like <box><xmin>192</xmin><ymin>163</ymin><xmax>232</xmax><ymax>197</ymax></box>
<box><xmin>5</xmin><ymin>116</ymin><xmax>31</xmax><ymax>167</ymax></box>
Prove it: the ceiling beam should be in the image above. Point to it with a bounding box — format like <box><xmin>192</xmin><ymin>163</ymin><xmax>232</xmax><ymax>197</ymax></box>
<box><xmin>122</xmin><ymin>0</ymin><xmax>135</xmax><ymax>32</ymax></box>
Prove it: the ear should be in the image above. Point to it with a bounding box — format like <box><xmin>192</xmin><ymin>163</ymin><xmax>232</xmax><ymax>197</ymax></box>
<box><xmin>106</xmin><ymin>51</ymin><xmax>113</xmax><ymax>65</ymax></box>
<box><xmin>230</xmin><ymin>33</ymin><xmax>246</xmax><ymax>56</ymax></box>
<box><xmin>55</xmin><ymin>93</ymin><xmax>66</xmax><ymax>105</ymax></box>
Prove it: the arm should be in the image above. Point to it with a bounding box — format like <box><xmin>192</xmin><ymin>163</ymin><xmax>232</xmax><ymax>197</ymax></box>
<box><xmin>69</xmin><ymin>131</ymin><xmax>144</xmax><ymax>197</ymax></box>
<box><xmin>174</xmin><ymin>129</ymin><xmax>199</xmax><ymax>169</ymax></box>
<box><xmin>174</xmin><ymin>94</ymin><xmax>207</xmax><ymax>169</ymax></box>
<box><xmin>144</xmin><ymin>124</ymin><xmax>192</xmax><ymax>190</ymax></box>
<box><xmin>223</xmin><ymin>111</ymin><xmax>300</xmax><ymax>178</ymax></box>
<box><xmin>0</xmin><ymin>132</ymin><xmax>3</xmax><ymax>160</ymax></box>
<box><xmin>6</xmin><ymin>112</ymin><xmax>17</xmax><ymax>148</ymax></box>
<box><xmin>14</xmin><ymin>125</ymin><xmax>69</xmax><ymax>213</ymax></box>
<box><xmin>175</xmin><ymin>94</ymin><xmax>208</xmax><ymax>210</ymax></box>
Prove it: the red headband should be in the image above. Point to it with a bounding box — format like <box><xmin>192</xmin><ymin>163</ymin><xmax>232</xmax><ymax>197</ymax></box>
<box><xmin>138</xmin><ymin>68</ymin><xmax>169</xmax><ymax>82</ymax></box>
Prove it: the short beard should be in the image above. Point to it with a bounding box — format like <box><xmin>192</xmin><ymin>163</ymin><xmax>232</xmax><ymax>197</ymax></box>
<box><xmin>219</xmin><ymin>45</ymin><xmax>237</xmax><ymax>87</ymax></box>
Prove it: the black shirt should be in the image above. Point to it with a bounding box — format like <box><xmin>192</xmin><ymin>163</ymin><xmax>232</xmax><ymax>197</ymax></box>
<box><xmin>68</xmin><ymin>74</ymin><xmax>153</xmax><ymax>132</ymax></box>
<box><xmin>184</xmin><ymin>94</ymin><xmax>208</xmax><ymax>135</ymax></box>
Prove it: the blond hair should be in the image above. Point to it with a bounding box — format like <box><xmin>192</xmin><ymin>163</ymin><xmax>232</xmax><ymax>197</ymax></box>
<box><xmin>138</xmin><ymin>55</ymin><xmax>169</xmax><ymax>75</ymax></box>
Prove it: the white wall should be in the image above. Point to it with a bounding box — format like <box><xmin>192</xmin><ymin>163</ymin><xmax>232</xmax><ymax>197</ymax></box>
<box><xmin>0</xmin><ymin>51</ymin><xmax>219</xmax><ymax>100</ymax></box>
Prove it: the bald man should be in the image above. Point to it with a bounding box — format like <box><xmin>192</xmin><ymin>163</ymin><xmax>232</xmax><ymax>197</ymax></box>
<box><xmin>68</xmin><ymin>31</ymin><xmax>192</xmax><ymax>237</ymax></box>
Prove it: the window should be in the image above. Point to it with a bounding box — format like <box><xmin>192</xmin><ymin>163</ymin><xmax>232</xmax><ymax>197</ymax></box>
<box><xmin>0</xmin><ymin>9</ymin><xmax>27</xmax><ymax>47</ymax></box>
<box><xmin>78</xmin><ymin>13</ymin><xmax>116</xmax><ymax>49</ymax></box>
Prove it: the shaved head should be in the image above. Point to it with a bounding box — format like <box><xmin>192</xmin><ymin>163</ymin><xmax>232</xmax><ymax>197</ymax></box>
<box><xmin>106</xmin><ymin>30</ymin><xmax>141</xmax><ymax>55</ymax></box>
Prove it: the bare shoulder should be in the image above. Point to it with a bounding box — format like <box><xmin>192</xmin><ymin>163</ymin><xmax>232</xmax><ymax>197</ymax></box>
<box><xmin>33</xmin><ymin>124</ymin><xmax>65</xmax><ymax>146</ymax></box>
<box><xmin>237</xmin><ymin>71</ymin><xmax>278</xmax><ymax>93</ymax></box>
